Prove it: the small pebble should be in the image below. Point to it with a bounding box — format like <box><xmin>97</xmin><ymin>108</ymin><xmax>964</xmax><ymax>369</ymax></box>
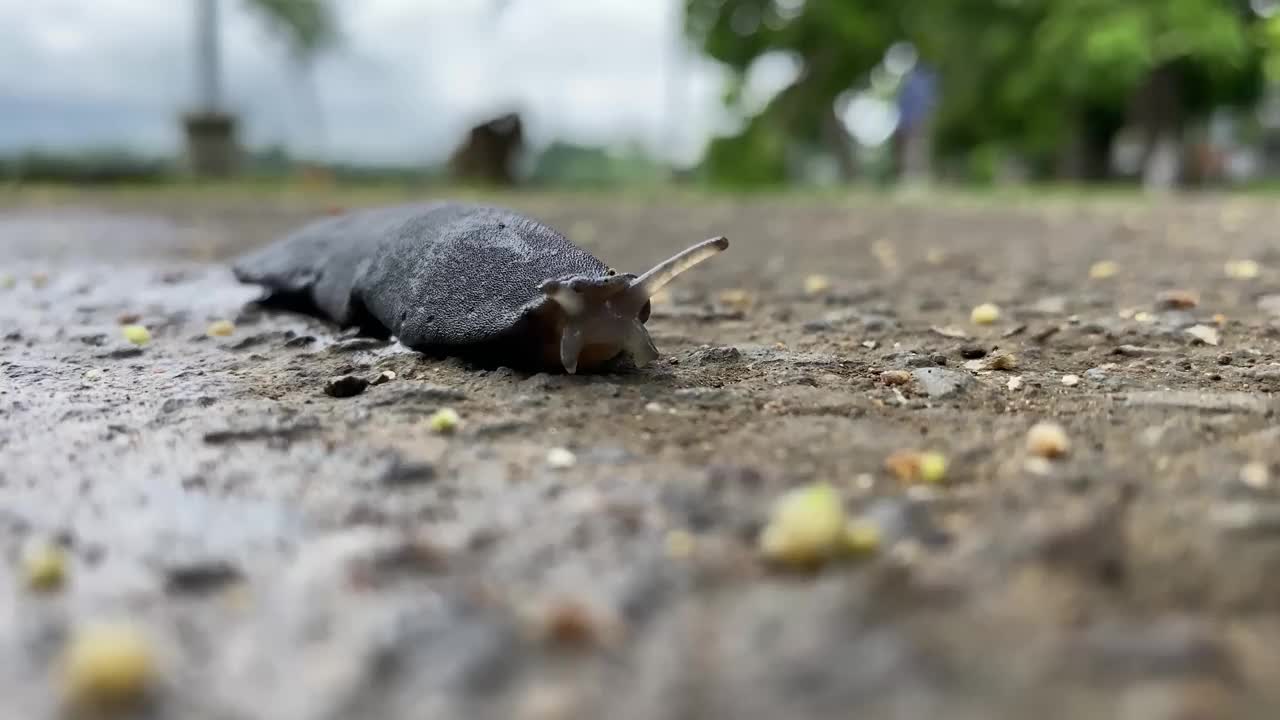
<box><xmin>62</xmin><ymin>622</ymin><xmax>156</xmax><ymax>708</ymax></box>
<box><xmin>644</xmin><ymin>401</ymin><xmax>666</xmax><ymax>413</ymax></box>
<box><xmin>985</xmin><ymin>352</ymin><xmax>1018</xmax><ymax>371</ymax></box>
<box><xmin>664</xmin><ymin>530</ymin><xmax>696</xmax><ymax>559</ymax></box>
<box><xmin>370</xmin><ymin>370</ymin><xmax>397</xmax><ymax>386</ymax></box>
<box><xmin>885</xmin><ymin>450</ymin><xmax>946</xmax><ymax>485</ymax></box>
<box><xmin>206</xmin><ymin>320</ymin><xmax>235</xmax><ymax>337</ymax></box>
<box><xmin>966</xmin><ymin>352</ymin><xmax>1018</xmax><ymax>371</ymax></box>
<box><xmin>323</xmin><ymin>375</ymin><xmax>369</xmax><ymax>398</ymax></box>
<box><xmin>1061</xmin><ymin>374</ymin><xmax>1080</xmax><ymax>387</ymax></box>
<box><xmin>546</xmin><ymin>447</ymin><xmax>577</xmax><ymax>469</ymax></box>
<box><xmin>533</xmin><ymin>599</ymin><xmax>620</xmax><ymax>649</ymax></box>
<box><xmin>758</xmin><ymin>482</ymin><xmax>846</xmax><ymax>567</ymax></box>
<box><xmin>121</xmin><ymin>325</ymin><xmax>151</xmax><ymax>346</ymax></box>
<box><xmin>517</xmin><ymin>683</ymin><xmax>582</xmax><ymax>720</ymax></box>
<box><xmin>970</xmin><ymin>303</ymin><xmax>1001</xmax><ymax>325</ymax></box>
<box><xmin>1026</xmin><ymin>422</ymin><xmax>1070</xmax><ymax>459</ymax></box>
<box><xmin>1007</xmin><ymin>376</ymin><xmax>1024</xmax><ymax>391</ymax></box>
<box><xmin>1240</xmin><ymin>462</ymin><xmax>1270</xmax><ymax>490</ymax></box>
<box><xmin>83</xmin><ymin>368</ymin><xmax>103</xmax><ymax>380</ymax></box>
<box><xmin>1185</xmin><ymin>324</ymin><xmax>1220</xmax><ymax>346</ymax></box>
<box><xmin>1155</xmin><ymin>290</ymin><xmax>1198</xmax><ymax>310</ymax></box>
<box><xmin>879</xmin><ymin>370</ymin><xmax>912</xmax><ymax>386</ymax></box>
<box><xmin>32</xmin><ymin>271</ymin><xmax>49</xmax><ymax>288</ymax></box>
<box><xmin>23</xmin><ymin>540</ymin><xmax>68</xmax><ymax>592</ymax></box>
<box><xmin>1088</xmin><ymin>260</ymin><xmax>1119</xmax><ymax>279</ymax></box>
<box><xmin>1024</xmin><ymin>457</ymin><xmax>1054</xmax><ymax>476</ymax></box>
<box><xmin>427</xmin><ymin>408</ymin><xmax>461</xmax><ymax>434</ymax></box>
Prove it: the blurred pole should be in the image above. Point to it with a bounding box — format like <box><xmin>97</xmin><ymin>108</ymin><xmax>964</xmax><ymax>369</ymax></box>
<box><xmin>664</xmin><ymin>0</ymin><xmax>684</xmax><ymax>175</ymax></box>
<box><xmin>185</xmin><ymin>0</ymin><xmax>238</xmax><ymax>177</ymax></box>
<box><xmin>195</xmin><ymin>0</ymin><xmax>222</xmax><ymax>112</ymax></box>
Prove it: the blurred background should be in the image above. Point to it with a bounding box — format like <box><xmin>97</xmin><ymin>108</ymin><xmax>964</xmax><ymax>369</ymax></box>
<box><xmin>6</xmin><ymin>0</ymin><xmax>1280</xmax><ymax>192</ymax></box>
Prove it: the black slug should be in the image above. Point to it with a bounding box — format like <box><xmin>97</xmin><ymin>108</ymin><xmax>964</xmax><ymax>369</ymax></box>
<box><xmin>231</xmin><ymin>202</ymin><xmax>729</xmax><ymax>373</ymax></box>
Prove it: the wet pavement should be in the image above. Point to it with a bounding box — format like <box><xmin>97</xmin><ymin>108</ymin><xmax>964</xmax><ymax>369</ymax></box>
<box><xmin>3</xmin><ymin>190</ymin><xmax>1280</xmax><ymax>719</ymax></box>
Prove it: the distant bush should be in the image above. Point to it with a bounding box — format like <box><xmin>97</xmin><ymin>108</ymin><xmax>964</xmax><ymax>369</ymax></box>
<box><xmin>0</xmin><ymin>150</ymin><xmax>175</xmax><ymax>185</ymax></box>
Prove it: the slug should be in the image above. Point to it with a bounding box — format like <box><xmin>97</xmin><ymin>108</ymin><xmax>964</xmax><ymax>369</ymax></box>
<box><xmin>232</xmin><ymin>202</ymin><xmax>729</xmax><ymax>373</ymax></box>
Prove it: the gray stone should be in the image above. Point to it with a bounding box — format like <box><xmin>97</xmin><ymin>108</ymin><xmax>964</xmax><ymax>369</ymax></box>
<box><xmin>911</xmin><ymin>367</ymin><xmax>974</xmax><ymax>399</ymax></box>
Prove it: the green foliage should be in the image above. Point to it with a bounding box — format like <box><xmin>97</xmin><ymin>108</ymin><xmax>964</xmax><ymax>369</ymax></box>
<box><xmin>528</xmin><ymin>142</ymin><xmax>667</xmax><ymax>188</ymax></box>
<box><xmin>701</xmin><ymin>115</ymin><xmax>789</xmax><ymax>187</ymax></box>
<box><xmin>686</xmin><ymin>0</ymin><xmax>1272</xmax><ymax>184</ymax></box>
<box><xmin>0</xmin><ymin>150</ymin><xmax>175</xmax><ymax>185</ymax></box>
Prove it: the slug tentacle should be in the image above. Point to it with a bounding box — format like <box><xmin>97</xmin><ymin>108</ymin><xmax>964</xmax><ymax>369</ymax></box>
<box><xmin>621</xmin><ymin>236</ymin><xmax>729</xmax><ymax>315</ymax></box>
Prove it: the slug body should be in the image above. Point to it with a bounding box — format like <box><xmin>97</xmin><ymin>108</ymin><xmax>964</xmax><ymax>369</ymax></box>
<box><xmin>231</xmin><ymin>202</ymin><xmax>728</xmax><ymax>373</ymax></box>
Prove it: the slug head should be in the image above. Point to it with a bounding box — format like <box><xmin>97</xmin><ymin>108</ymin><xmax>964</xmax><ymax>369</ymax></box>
<box><xmin>539</xmin><ymin>236</ymin><xmax>729</xmax><ymax>374</ymax></box>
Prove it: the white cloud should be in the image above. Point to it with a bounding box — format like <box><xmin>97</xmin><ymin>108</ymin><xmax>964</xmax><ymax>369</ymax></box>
<box><xmin>0</xmin><ymin>0</ymin><xmax>734</xmax><ymax>167</ymax></box>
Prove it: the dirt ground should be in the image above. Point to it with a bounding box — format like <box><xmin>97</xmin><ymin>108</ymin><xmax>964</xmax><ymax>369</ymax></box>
<box><xmin>4</xmin><ymin>188</ymin><xmax>1280</xmax><ymax>720</ymax></box>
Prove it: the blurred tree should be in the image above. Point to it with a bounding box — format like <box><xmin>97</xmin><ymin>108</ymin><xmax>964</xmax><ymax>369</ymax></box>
<box><xmin>184</xmin><ymin>0</ymin><xmax>338</xmax><ymax>178</ymax></box>
<box><xmin>686</xmin><ymin>0</ymin><xmax>908</xmax><ymax>185</ymax></box>
<box><xmin>938</xmin><ymin>0</ymin><xmax>1263</xmax><ymax>186</ymax></box>
<box><xmin>688</xmin><ymin>0</ymin><xmax>1268</xmax><ymax>187</ymax></box>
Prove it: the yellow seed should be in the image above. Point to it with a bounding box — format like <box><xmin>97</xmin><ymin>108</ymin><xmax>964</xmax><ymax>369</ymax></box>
<box><xmin>1088</xmin><ymin>260</ymin><xmax>1119</xmax><ymax>279</ymax></box>
<box><xmin>918</xmin><ymin>452</ymin><xmax>947</xmax><ymax>484</ymax></box>
<box><xmin>427</xmin><ymin>408</ymin><xmax>461</xmax><ymax>434</ymax></box>
<box><xmin>62</xmin><ymin>622</ymin><xmax>156</xmax><ymax>707</ymax></box>
<box><xmin>206</xmin><ymin>319</ymin><xmax>235</xmax><ymax>337</ymax></box>
<box><xmin>717</xmin><ymin>288</ymin><xmax>753</xmax><ymax>311</ymax></box>
<box><xmin>970</xmin><ymin>303</ymin><xmax>1000</xmax><ymax>325</ymax></box>
<box><xmin>1133</xmin><ymin>311</ymin><xmax>1155</xmax><ymax>324</ymax></box>
<box><xmin>803</xmin><ymin>274</ymin><xmax>831</xmax><ymax>296</ymax></box>
<box><xmin>23</xmin><ymin>541</ymin><xmax>67</xmax><ymax>591</ymax></box>
<box><xmin>121</xmin><ymin>325</ymin><xmax>151</xmax><ymax>346</ymax></box>
<box><xmin>0</xmin><ymin>274</ymin><xmax>16</xmax><ymax>289</ymax></box>
<box><xmin>664</xmin><ymin>530</ymin><xmax>696</xmax><ymax>559</ymax></box>
<box><xmin>843</xmin><ymin>519</ymin><xmax>882</xmax><ymax>555</ymax></box>
<box><xmin>1224</xmin><ymin>259</ymin><xmax>1260</xmax><ymax>279</ymax></box>
<box><xmin>1026</xmin><ymin>422</ymin><xmax>1070</xmax><ymax>459</ymax></box>
<box><xmin>758</xmin><ymin>482</ymin><xmax>846</xmax><ymax>566</ymax></box>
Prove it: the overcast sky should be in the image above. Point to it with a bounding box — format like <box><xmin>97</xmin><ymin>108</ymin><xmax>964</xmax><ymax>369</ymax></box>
<box><xmin>0</xmin><ymin>0</ymin><xmax>782</xmax><ymax>166</ymax></box>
